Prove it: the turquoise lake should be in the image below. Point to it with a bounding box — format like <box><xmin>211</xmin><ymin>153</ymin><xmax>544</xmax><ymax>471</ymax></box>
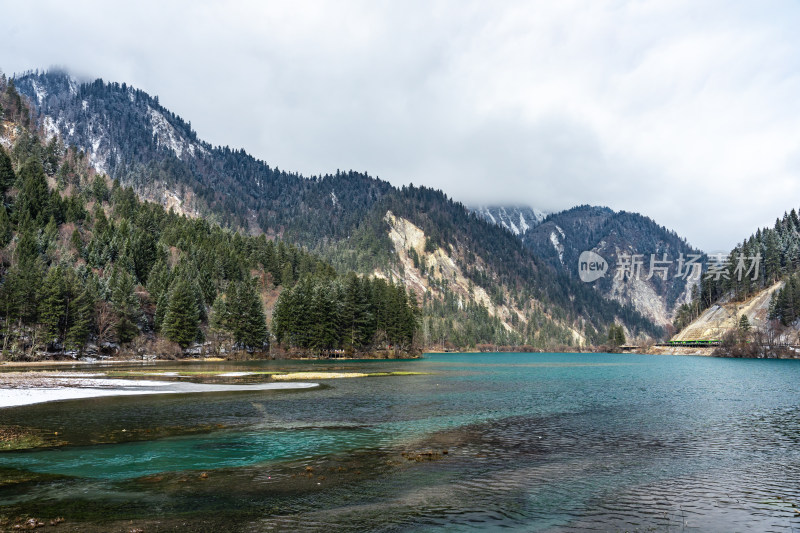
<box><xmin>2</xmin><ymin>352</ymin><xmax>800</xmax><ymax>531</ymax></box>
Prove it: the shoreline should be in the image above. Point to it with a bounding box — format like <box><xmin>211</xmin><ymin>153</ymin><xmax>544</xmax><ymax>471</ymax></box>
<box><xmin>0</xmin><ymin>353</ymin><xmax>423</xmax><ymax>368</ymax></box>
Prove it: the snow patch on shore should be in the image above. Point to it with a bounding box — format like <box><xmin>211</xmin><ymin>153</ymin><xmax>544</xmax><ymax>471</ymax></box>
<box><xmin>0</xmin><ymin>377</ymin><xmax>318</xmax><ymax>409</ymax></box>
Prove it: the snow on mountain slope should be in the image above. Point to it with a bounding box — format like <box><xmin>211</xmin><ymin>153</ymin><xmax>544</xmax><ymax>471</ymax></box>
<box><xmin>472</xmin><ymin>205</ymin><xmax>546</xmax><ymax>236</ymax></box>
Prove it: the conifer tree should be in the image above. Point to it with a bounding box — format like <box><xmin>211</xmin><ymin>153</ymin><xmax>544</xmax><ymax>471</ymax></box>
<box><xmin>765</xmin><ymin>232</ymin><xmax>781</xmax><ymax>283</ymax></box>
<box><xmin>310</xmin><ymin>281</ymin><xmax>338</xmax><ymax>350</ymax></box>
<box><xmin>161</xmin><ymin>277</ymin><xmax>200</xmax><ymax>348</ymax></box>
<box><xmin>43</xmin><ymin>215</ymin><xmax>58</xmax><ymax>252</ymax></box>
<box><xmin>226</xmin><ymin>279</ymin><xmax>268</xmax><ymax>350</ymax></box>
<box><xmin>70</xmin><ymin>228</ymin><xmax>83</xmax><ymax>256</ymax></box>
<box><xmin>93</xmin><ymin>203</ymin><xmax>109</xmax><ymax>236</ymax></box>
<box><xmin>616</xmin><ymin>325</ymin><xmax>626</xmax><ymax>346</ymax></box>
<box><xmin>208</xmin><ymin>292</ymin><xmax>231</xmax><ymax>350</ymax></box>
<box><xmin>16</xmin><ymin>158</ymin><xmax>50</xmax><ymax>224</ymax></box>
<box><xmin>9</xmin><ymin>222</ymin><xmax>44</xmax><ymax>324</ymax></box>
<box><xmin>738</xmin><ymin>314</ymin><xmax>750</xmax><ymax>333</ymax></box>
<box><xmin>146</xmin><ymin>259</ymin><xmax>171</xmax><ymax>303</ymax></box>
<box><xmin>0</xmin><ymin>205</ymin><xmax>11</xmax><ymax>247</ymax></box>
<box><xmin>65</xmin><ymin>288</ymin><xmax>93</xmax><ymax>351</ymax></box>
<box><xmin>131</xmin><ymin>229</ymin><xmax>158</xmax><ymax>284</ymax></box>
<box><xmin>154</xmin><ymin>291</ymin><xmax>168</xmax><ymax>333</ymax></box>
<box><xmin>608</xmin><ymin>324</ymin><xmax>625</xmax><ymax>346</ymax></box>
<box><xmin>110</xmin><ymin>268</ymin><xmax>140</xmax><ymax>343</ymax></box>
<box><xmin>281</xmin><ymin>263</ymin><xmax>294</xmax><ymax>287</ymax></box>
<box><xmin>91</xmin><ymin>175</ymin><xmax>109</xmax><ymax>202</ymax></box>
<box><xmin>0</xmin><ymin>146</ymin><xmax>14</xmax><ymax>196</ymax></box>
<box><xmin>39</xmin><ymin>266</ymin><xmax>66</xmax><ymax>346</ymax></box>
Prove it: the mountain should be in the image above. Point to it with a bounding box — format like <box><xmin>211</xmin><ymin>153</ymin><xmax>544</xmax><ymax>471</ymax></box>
<box><xmin>520</xmin><ymin>205</ymin><xmax>702</xmax><ymax>326</ymax></box>
<box><xmin>472</xmin><ymin>203</ymin><xmax>702</xmax><ymax>327</ymax></box>
<box><xmin>12</xmin><ymin>69</ymin><xmax>664</xmax><ymax>348</ymax></box>
<box><xmin>471</xmin><ymin>206</ymin><xmax>546</xmax><ymax>237</ymax></box>
<box><xmin>0</xmin><ymin>76</ymin><xmax>420</xmax><ymax>358</ymax></box>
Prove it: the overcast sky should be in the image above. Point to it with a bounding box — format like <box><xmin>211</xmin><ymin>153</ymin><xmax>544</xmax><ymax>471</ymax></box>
<box><xmin>2</xmin><ymin>0</ymin><xmax>800</xmax><ymax>251</ymax></box>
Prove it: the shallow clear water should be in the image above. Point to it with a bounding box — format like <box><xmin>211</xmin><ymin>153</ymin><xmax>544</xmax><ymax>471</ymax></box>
<box><xmin>2</xmin><ymin>352</ymin><xmax>800</xmax><ymax>531</ymax></box>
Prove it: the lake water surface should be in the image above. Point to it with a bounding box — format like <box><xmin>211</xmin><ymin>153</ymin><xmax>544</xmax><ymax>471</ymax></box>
<box><xmin>2</xmin><ymin>352</ymin><xmax>800</xmax><ymax>531</ymax></box>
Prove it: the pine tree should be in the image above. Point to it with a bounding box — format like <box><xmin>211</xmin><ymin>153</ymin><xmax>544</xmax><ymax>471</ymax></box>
<box><xmin>154</xmin><ymin>291</ymin><xmax>168</xmax><ymax>333</ymax></box>
<box><xmin>765</xmin><ymin>231</ymin><xmax>781</xmax><ymax>283</ymax></box>
<box><xmin>65</xmin><ymin>288</ymin><xmax>93</xmax><ymax>351</ymax></box>
<box><xmin>281</xmin><ymin>263</ymin><xmax>294</xmax><ymax>287</ymax></box>
<box><xmin>146</xmin><ymin>259</ymin><xmax>171</xmax><ymax>303</ymax></box>
<box><xmin>608</xmin><ymin>324</ymin><xmax>625</xmax><ymax>346</ymax></box>
<box><xmin>342</xmin><ymin>273</ymin><xmax>359</xmax><ymax>349</ymax></box>
<box><xmin>91</xmin><ymin>175</ymin><xmax>109</xmax><ymax>203</ymax></box>
<box><xmin>16</xmin><ymin>158</ymin><xmax>50</xmax><ymax>224</ymax></box>
<box><xmin>39</xmin><ymin>266</ymin><xmax>66</xmax><ymax>347</ymax></box>
<box><xmin>738</xmin><ymin>314</ymin><xmax>750</xmax><ymax>333</ymax></box>
<box><xmin>272</xmin><ymin>291</ymin><xmax>289</xmax><ymax>345</ymax></box>
<box><xmin>110</xmin><ymin>268</ymin><xmax>140</xmax><ymax>343</ymax></box>
<box><xmin>0</xmin><ymin>146</ymin><xmax>14</xmax><ymax>196</ymax></box>
<box><xmin>310</xmin><ymin>281</ymin><xmax>338</xmax><ymax>351</ymax></box>
<box><xmin>93</xmin><ymin>204</ymin><xmax>109</xmax><ymax>237</ymax></box>
<box><xmin>615</xmin><ymin>325</ymin><xmax>626</xmax><ymax>346</ymax></box>
<box><xmin>131</xmin><ymin>229</ymin><xmax>158</xmax><ymax>284</ymax></box>
<box><xmin>209</xmin><ymin>293</ymin><xmax>231</xmax><ymax>337</ymax></box>
<box><xmin>70</xmin><ymin>228</ymin><xmax>83</xmax><ymax>256</ymax></box>
<box><xmin>10</xmin><ymin>222</ymin><xmax>44</xmax><ymax>324</ymax></box>
<box><xmin>227</xmin><ymin>279</ymin><xmax>268</xmax><ymax>351</ymax></box>
<box><xmin>0</xmin><ymin>205</ymin><xmax>11</xmax><ymax>247</ymax></box>
<box><xmin>43</xmin><ymin>216</ymin><xmax>58</xmax><ymax>253</ymax></box>
<box><xmin>162</xmin><ymin>278</ymin><xmax>200</xmax><ymax>348</ymax></box>
<box><xmin>403</xmin><ymin>290</ymin><xmax>420</xmax><ymax>347</ymax></box>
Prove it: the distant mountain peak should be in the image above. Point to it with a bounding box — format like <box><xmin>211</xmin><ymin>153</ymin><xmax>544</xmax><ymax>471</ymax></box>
<box><xmin>472</xmin><ymin>205</ymin><xmax>546</xmax><ymax>236</ymax></box>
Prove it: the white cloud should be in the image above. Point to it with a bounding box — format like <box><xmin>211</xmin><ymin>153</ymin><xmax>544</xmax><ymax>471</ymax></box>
<box><xmin>2</xmin><ymin>0</ymin><xmax>800</xmax><ymax>250</ymax></box>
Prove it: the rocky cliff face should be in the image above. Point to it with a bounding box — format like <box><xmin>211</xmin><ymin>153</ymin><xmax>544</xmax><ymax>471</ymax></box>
<box><xmin>380</xmin><ymin>211</ymin><xmax>587</xmax><ymax>345</ymax></box>
<box><xmin>673</xmin><ymin>281</ymin><xmax>784</xmax><ymax>341</ymax></box>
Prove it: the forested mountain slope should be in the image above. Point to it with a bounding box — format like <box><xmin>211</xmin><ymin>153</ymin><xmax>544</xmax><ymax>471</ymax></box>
<box><xmin>0</xmin><ymin>75</ymin><xmax>419</xmax><ymax>358</ymax></box>
<box><xmin>12</xmin><ymin>69</ymin><xmax>663</xmax><ymax>347</ymax></box>
<box><xmin>673</xmin><ymin>207</ymin><xmax>800</xmax><ymax>344</ymax></box>
<box><xmin>15</xmin><ymin>70</ymin><xmax>393</xmax><ymax>246</ymax></box>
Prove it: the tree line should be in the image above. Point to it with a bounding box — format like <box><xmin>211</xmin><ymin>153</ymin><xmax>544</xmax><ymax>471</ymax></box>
<box><xmin>273</xmin><ymin>273</ymin><xmax>418</xmax><ymax>354</ymax></box>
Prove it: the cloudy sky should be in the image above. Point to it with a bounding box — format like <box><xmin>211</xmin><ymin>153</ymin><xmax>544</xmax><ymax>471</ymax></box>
<box><xmin>2</xmin><ymin>0</ymin><xmax>800</xmax><ymax>251</ymax></box>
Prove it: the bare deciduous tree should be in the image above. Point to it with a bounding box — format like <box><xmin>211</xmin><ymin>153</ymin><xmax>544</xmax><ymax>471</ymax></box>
<box><xmin>95</xmin><ymin>301</ymin><xmax>118</xmax><ymax>346</ymax></box>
